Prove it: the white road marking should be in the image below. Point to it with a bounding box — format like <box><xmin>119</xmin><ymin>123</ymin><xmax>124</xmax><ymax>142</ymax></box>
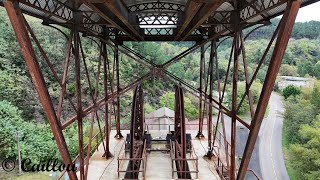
<box><xmin>269</xmin><ymin>100</ymin><xmax>278</xmax><ymax>180</ymax></box>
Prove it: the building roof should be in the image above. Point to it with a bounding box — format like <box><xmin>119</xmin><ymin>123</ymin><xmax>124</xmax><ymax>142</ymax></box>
<box><xmin>146</xmin><ymin>107</ymin><xmax>175</xmax><ymax>118</ymax></box>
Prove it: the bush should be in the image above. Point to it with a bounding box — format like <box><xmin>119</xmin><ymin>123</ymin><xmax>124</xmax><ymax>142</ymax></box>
<box><xmin>282</xmin><ymin>85</ymin><xmax>301</xmax><ymax>99</ymax></box>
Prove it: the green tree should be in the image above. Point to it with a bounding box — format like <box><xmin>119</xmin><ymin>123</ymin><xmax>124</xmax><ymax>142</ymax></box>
<box><xmin>314</xmin><ymin>61</ymin><xmax>320</xmax><ymax>79</ymax></box>
<box><xmin>283</xmin><ymin>98</ymin><xmax>316</xmax><ymax>144</ymax></box>
<box><xmin>288</xmin><ymin>117</ymin><xmax>320</xmax><ymax>179</ymax></box>
<box><xmin>280</xmin><ymin>64</ymin><xmax>298</xmax><ymax>76</ymax></box>
<box><xmin>298</xmin><ymin>61</ymin><xmax>314</xmax><ymax>77</ymax></box>
<box><xmin>159</xmin><ymin>91</ymin><xmax>198</xmax><ymax>119</ymax></box>
<box><xmin>282</xmin><ymin>85</ymin><xmax>301</xmax><ymax>99</ymax></box>
<box><xmin>310</xmin><ymin>86</ymin><xmax>320</xmax><ymax>114</ymax></box>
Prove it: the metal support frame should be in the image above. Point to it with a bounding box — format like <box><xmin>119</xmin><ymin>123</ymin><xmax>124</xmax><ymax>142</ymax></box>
<box><xmin>237</xmin><ymin>0</ymin><xmax>301</xmax><ymax>179</ymax></box>
<box><xmin>173</xmin><ymin>86</ymin><xmax>191</xmax><ymax>179</ymax></box>
<box><xmin>196</xmin><ymin>45</ymin><xmax>205</xmax><ymax>138</ymax></box>
<box><xmin>3</xmin><ymin>0</ymin><xmax>77</xmax><ymax>179</ymax></box>
<box><xmin>205</xmin><ymin>40</ymin><xmax>215</xmax><ymax>159</ymax></box>
<box><xmin>3</xmin><ymin>0</ymin><xmax>301</xmax><ymax>179</ymax></box>
<box><xmin>124</xmin><ymin>84</ymin><xmax>145</xmax><ymax>179</ymax></box>
<box><xmin>102</xmin><ymin>27</ymin><xmax>113</xmax><ymax>158</ymax></box>
<box><xmin>114</xmin><ymin>44</ymin><xmax>123</xmax><ymax>139</ymax></box>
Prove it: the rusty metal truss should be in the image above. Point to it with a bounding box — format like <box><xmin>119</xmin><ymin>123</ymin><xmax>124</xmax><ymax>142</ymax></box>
<box><xmin>1</xmin><ymin>0</ymin><xmax>310</xmax><ymax>179</ymax></box>
<box><xmin>0</xmin><ymin>0</ymin><xmax>315</xmax><ymax>41</ymax></box>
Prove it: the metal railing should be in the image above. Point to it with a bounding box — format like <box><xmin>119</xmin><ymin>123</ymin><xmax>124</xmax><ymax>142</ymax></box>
<box><xmin>213</xmin><ymin>129</ymin><xmax>260</xmax><ymax>180</ymax></box>
<box><xmin>58</xmin><ymin>126</ymin><xmax>106</xmax><ymax>179</ymax></box>
<box><xmin>145</xmin><ymin>122</ymin><xmax>208</xmax><ymax>132</ymax></box>
<box><xmin>117</xmin><ymin>139</ymin><xmax>148</xmax><ymax>180</ymax></box>
<box><xmin>169</xmin><ymin>140</ymin><xmax>199</xmax><ymax>179</ymax></box>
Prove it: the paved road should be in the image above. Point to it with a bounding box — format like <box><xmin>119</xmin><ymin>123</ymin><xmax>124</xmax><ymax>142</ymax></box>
<box><xmin>259</xmin><ymin>93</ymin><xmax>289</xmax><ymax>180</ymax></box>
<box><xmin>218</xmin><ymin>92</ymin><xmax>288</xmax><ymax>180</ymax></box>
<box><xmin>219</xmin><ymin>111</ymin><xmax>261</xmax><ymax>179</ymax></box>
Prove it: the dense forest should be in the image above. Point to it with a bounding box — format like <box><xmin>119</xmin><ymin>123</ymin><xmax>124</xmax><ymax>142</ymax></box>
<box><xmin>0</xmin><ymin>7</ymin><xmax>320</xmax><ymax>179</ymax></box>
<box><xmin>282</xmin><ymin>82</ymin><xmax>320</xmax><ymax>179</ymax></box>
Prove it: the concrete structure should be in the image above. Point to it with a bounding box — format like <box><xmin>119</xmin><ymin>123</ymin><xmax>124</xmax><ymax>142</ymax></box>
<box><xmin>87</xmin><ymin>130</ymin><xmax>220</xmax><ymax>180</ymax></box>
<box><xmin>278</xmin><ymin>76</ymin><xmax>314</xmax><ymax>90</ymax></box>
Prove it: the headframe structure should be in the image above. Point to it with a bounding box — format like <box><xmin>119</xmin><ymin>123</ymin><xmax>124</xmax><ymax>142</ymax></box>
<box><xmin>0</xmin><ymin>0</ymin><xmax>317</xmax><ymax>179</ymax></box>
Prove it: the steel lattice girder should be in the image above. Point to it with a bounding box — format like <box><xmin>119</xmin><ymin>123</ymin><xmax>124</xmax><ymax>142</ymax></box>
<box><xmin>0</xmin><ymin>0</ymin><xmax>315</xmax><ymax>41</ymax></box>
<box><xmin>3</xmin><ymin>0</ymin><xmax>303</xmax><ymax>179</ymax></box>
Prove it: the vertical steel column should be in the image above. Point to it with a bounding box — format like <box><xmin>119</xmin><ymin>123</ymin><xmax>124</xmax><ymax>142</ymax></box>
<box><xmin>205</xmin><ymin>41</ymin><xmax>214</xmax><ymax>158</ymax></box>
<box><xmin>237</xmin><ymin>1</ymin><xmax>301</xmax><ymax>179</ymax></box>
<box><xmin>73</xmin><ymin>11</ymin><xmax>85</xmax><ymax>180</ymax></box>
<box><xmin>3</xmin><ymin>1</ymin><xmax>77</xmax><ymax>179</ymax></box>
<box><xmin>114</xmin><ymin>45</ymin><xmax>123</xmax><ymax>139</ymax></box>
<box><xmin>212</xmin><ymin>39</ymin><xmax>231</xmax><ymax>171</ymax></box>
<box><xmin>231</xmin><ymin>9</ymin><xmax>240</xmax><ymax>179</ymax></box>
<box><xmin>197</xmin><ymin>45</ymin><xmax>205</xmax><ymax>138</ymax></box>
<box><xmin>102</xmin><ymin>28</ymin><xmax>112</xmax><ymax>158</ymax></box>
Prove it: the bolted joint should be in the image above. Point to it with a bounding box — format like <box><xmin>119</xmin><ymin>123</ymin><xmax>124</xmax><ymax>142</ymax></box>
<box><xmin>151</xmin><ymin>66</ymin><xmax>164</xmax><ymax>77</ymax></box>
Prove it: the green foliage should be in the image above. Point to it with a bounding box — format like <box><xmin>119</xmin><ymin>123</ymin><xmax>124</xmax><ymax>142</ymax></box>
<box><xmin>283</xmin><ymin>81</ymin><xmax>320</xmax><ymax>179</ymax></box>
<box><xmin>1</xmin><ymin>6</ymin><xmax>320</xmax><ymax>178</ymax></box>
<box><xmin>0</xmin><ymin>101</ymin><xmax>57</xmax><ymax>165</ymax></box>
<box><xmin>288</xmin><ymin>118</ymin><xmax>320</xmax><ymax>179</ymax></box>
<box><xmin>245</xmin><ymin>18</ymin><xmax>320</xmax><ymax>40</ymax></box>
<box><xmin>282</xmin><ymin>85</ymin><xmax>301</xmax><ymax>99</ymax></box>
<box><xmin>280</xmin><ymin>64</ymin><xmax>298</xmax><ymax>76</ymax></box>
<box><xmin>298</xmin><ymin>61</ymin><xmax>314</xmax><ymax>77</ymax></box>
<box><xmin>226</xmin><ymin>81</ymin><xmax>262</xmax><ymax>115</ymax></box>
<box><xmin>315</xmin><ymin>61</ymin><xmax>320</xmax><ymax>79</ymax></box>
<box><xmin>284</xmin><ymin>98</ymin><xmax>316</xmax><ymax>144</ymax></box>
<box><xmin>144</xmin><ymin>103</ymin><xmax>155</xmax><ymax>114</ymax></box>
<box><xmin>310</xmin><ymin>85</ymin><xmax>320</xmax><ymax>114</ymax></box>
<box><xmin>159</xmin><ymin>91</ymin><xmax>198</xmax><ymax>119</ymax></box>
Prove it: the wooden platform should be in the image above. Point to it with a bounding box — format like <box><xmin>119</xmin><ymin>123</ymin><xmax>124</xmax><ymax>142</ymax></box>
<box><xmin>86</xmin><ymin>130</ymin><xmax>220</xmax><ymax>180</ymax></box>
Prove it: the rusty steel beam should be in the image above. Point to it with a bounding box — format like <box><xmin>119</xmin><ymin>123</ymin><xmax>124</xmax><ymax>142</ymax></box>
<box><xmin>56</xmin><ymin>31</ymin><xmax>74</xmax><ymax>122</ymax></box>
<box><xmin>125</xmin><ymin>84</ymin><xmax>145</xmax><ymax>179</ymax></box>
<box><xmin>102</xmin><ymin>29</ymin><xmax>113</xmax><ymax>158</ymax></box>
<box><xmin>229</xmin><ymin>8</ymin><xmax>242</xmax><ymax>179</ymax></box>
<box><xmin>212</xmin><ymin>39</ymin><xmax>230</xmax><ymax>170</ymax></box>
<box><xmin>206</xmin><ymin>41</ymin><xmax>214</xmax><ymax>158</ymax></box>
<box><xmin>179</xmin><ymin>0</ymin><xmax>225</xmax><ymax>41</ymax></box>
<box><xmin>103</xmin><ymin>0</ymin><xmax>143</xmax><ymax>40</ymax></box>
<box><xmin>175</xmin><ymin>0</ymin><xmax>203</xmax><ymax>40</ymax></box>
<box><xmin>79</xmin><ymin>35</ymin><xmax>105</xmax><ymax>179</ymax></box>
<box><xmin>237</xmin><ymin>1</ymin><xmax>301</xmax><ymax>179</ymax></box>
<box><xmin>84</xmin><ymin>1</ymin><xmax>138</xmax><ymax>41</ymax></box>
<box><xmin>196</xmin><ymin>45</ymin><xmax>205</xmax><ymax>138</ymax></box>
<box><xmin>74</xmin><ymin>23</ymin><xmax>85</xmax><ymax>180</ymax></box>
<box><xmin>23</xmin><ymin>17</ymin><xmax>77</xmax><ymax>115</ymax></box>
<box><xmin>62</xmin><ymin>72</ymin><xmax>151</xmax><ymax>129</ymax></box>
<box><xmin>3</xmin><ymin>1</ymin><xmax>77</xmax><ymax>179</ymax></box>
<box><xmin>162</xmin><ymin>28</ymin><xmax>229</xmax><ymax>68</ymax></box>
<box><xmin>236</xmin><ymin>20</ymin><xmax>281</xmax><ymax>113</ymax></box>
<box><xmin>230</xmin><ymin>29</ymin><xmax>239</xmax><ymax>180</ymax></box>
<box><xmin>114</xmin><ymin>45</ymin><xmax>123</xmax><ymax>139</ymax></box>
<box><xmin>240</xmin><ymin>32</ymin><xmax>255</xmax><ymax>118</ymax></box>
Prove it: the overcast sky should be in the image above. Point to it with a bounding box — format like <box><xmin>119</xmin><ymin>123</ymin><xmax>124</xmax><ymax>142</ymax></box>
<box><xmin>295</xmin><ymin>1</ymin><xmax>320</xmax><ymax>22</ymax></box>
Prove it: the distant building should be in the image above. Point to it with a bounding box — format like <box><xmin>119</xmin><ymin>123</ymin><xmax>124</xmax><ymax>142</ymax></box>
<box><xmin>145</xmin><ymin>107</ymin><xmax>174</xmax><ymax>131</ymax></box>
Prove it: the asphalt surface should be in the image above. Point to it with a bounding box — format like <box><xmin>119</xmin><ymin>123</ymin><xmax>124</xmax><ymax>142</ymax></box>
<box><xmin>219</xmin><ymin>92</ymin><xmax>288</xmax><ymax>180</ymax></box>
<box><xmin>259</xmin><ymin>93</ymin><xmax>289</xmax><ymax>180</ymax></box>
<box><xmin>221</xmin><ymin>113</ymin><xmax>261</xmax><ymax>180</ymax></box>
